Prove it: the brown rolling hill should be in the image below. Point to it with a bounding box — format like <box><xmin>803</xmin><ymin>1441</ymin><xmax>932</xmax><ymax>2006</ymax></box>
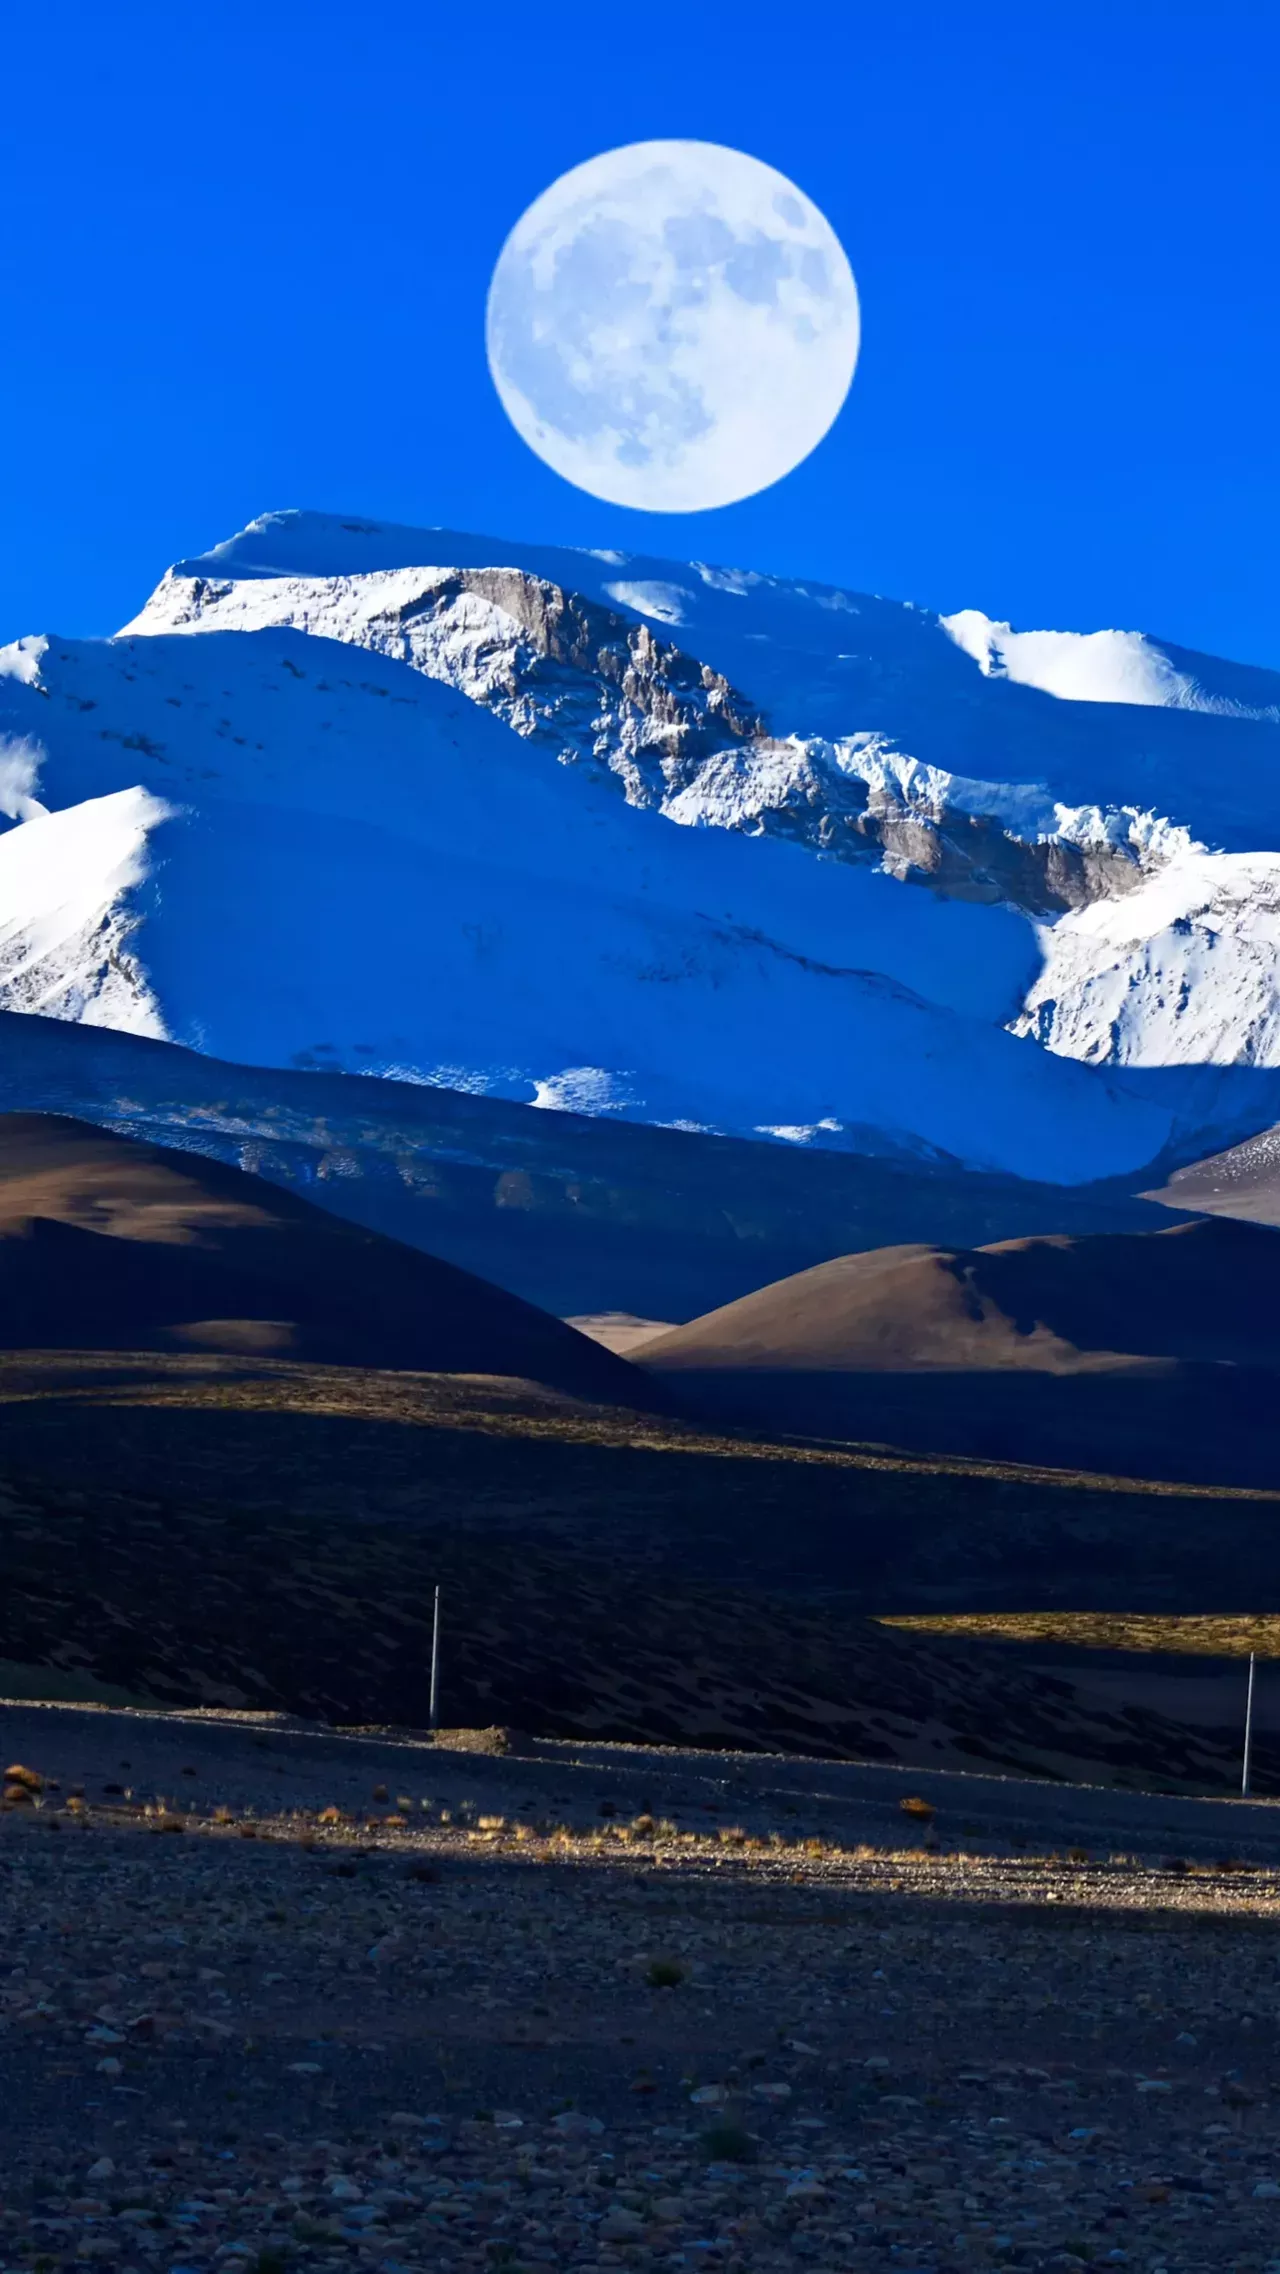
<box><xmin>640</xmin><ymin>1216</ymin><xmax>1280</xmax><ymax>1486</ymax></box>
<box><xmin>0</xmin><ymin>1112</ymin><xmax>645</xmax><ymax>1404</ymax></box>
<box><xmin>6</xmin><ymin>1113</ymin><xmax>1280</xmax><ymax>1782</ymax></box>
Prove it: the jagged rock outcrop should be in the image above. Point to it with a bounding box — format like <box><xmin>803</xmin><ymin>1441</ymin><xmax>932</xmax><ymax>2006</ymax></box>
<box><xmin>133</xmin><ymin>562</ymin><xmax>1154</xmax><ymax>915</ymax></box>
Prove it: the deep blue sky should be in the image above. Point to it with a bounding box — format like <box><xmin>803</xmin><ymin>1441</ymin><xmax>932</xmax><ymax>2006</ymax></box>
<box><xmin>2</xmin><ymin>0</ymin><xmax>1276</xmax><ymax>663</ymax></box>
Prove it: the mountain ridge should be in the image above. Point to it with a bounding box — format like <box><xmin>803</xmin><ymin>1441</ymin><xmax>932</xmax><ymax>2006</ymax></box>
<box><xmin>125</xmin><ymin>512</ymin><xmax>1280</xmax><ymax>921</ymax></box>
<box><xmin>4</xmin><ymin>507</ymin><xmax>1280</xmax><ymax>1181</ymax></box>
<box><xmin>0</xmin><ymin>616</ymin><xmax>1185</xmax><ymax>1183</ymax></box>
<box><xmin>0</xmin><ymin>1008</ymin><xmax>1204</xmax><ymax>1319</ymax></box>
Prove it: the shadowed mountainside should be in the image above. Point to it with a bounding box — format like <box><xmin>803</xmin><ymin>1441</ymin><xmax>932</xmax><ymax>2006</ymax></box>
<box><xmin>1146</xmin><ymin>1123</ymin><xmax>1280</xmax><ymax>1228</ymax></box>
<box><xmin>640</xmin><ymin>1217</ymin><xmax>1280</xmax><ymax>1486</ymax></box>
<box><xmin>0</xmin><ymin>1112</ymin><xmax>644</xmax><ymax>1404</ymax></box>
<box><xmin>0</xmin><ymin>1011</ymin><xmax>1195</xmax><ymax>1321</ymax></box>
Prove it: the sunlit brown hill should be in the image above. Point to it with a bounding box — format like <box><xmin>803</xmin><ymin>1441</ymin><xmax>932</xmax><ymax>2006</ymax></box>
<box><xmin>0</xmin><ymin>1112</ymin><xmax>645</xmax><ymax>1402</ymax></box>
<box><xmin>640</xmin><ymin>1216</ymin><xmax>1280</xmax><ymax>1485</ymax></box>
<box><xmin>3</xmin><ymin>1124</ymin><xmax>1280</xmax><ymax>1775</ymax></box>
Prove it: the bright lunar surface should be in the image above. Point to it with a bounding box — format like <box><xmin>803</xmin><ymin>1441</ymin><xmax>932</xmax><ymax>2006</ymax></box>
<box><xmin>486</xmin><ymin>141</ymin><xmax>860</xmax><ymax>513</ymax></box>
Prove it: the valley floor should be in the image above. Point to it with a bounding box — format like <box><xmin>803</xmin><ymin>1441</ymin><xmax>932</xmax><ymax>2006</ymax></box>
<box><xmin>4</xmin><ymin>1705</ymin><xmax>1280</xmax><ymax>2274</ymax></box>
<box><xmin>8</xmin><ymin>1350</ymin><xmax>1280</xmax><ymax>1792</ymax></box>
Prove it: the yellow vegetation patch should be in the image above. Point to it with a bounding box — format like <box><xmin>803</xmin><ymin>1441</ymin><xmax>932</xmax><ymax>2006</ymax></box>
<box><xmin>881</xmin><ymin>1612</ymin><xmax>1280</xmax><ymax>1659</ymax></box>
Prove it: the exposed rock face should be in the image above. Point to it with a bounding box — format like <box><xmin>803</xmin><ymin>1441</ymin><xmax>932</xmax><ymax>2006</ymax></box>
<box><xmin>139</xmin><ymin>563</ymin><xmax>1153</xmax><ymax>917</ymax></box>
<box><xmin>410</xmin><ymin>567</ymin><xmax>769</xmax><ymax>807</ymax></box>
<box><xmin>660</xmin><ymin>736</ymin><xmax>1151</xmax><ymax>915</ymax></box>
<box><xmin>150</xmin><ymin>563</ymin><xmax>766</xmax><ymax>803</ymax></box>
<box><xmin>869</xmin><ymin>802</ymin><xmax>1150</xmax><ymax>913</ymax></box>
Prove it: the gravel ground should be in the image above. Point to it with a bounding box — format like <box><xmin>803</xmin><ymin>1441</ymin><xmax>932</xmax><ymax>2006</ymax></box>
<box><xmin>3</xmin><ymin>1704</ymin><xmax>1280</xmax><ymax>2274</ymax></box>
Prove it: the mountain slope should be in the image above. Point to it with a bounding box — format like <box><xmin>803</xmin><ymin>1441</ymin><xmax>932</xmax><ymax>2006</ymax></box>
<box><xmin>0</xmin><ymin>1010</ymin><xmax>1194</xmax><ymax>1320</ymax></box>
<box><xmin>0</xmin><ymin>615</ymin><xmax>1183</xmax><ymax>1182</ymax></box>
<box><xmin>1016</xmin><ymin>850</ymin><xmax>1280</xmax><ymax>1065</ymax></box>
<box><xmin>5</xmin><ymin>508</ymin><xmax>1280</xmax><ymax>1174</ymax></box>
<box><xmin>640</xmin><ymin>1217</ymin><xmax>1280</xmax><ymax>1485</ymax></box>
<box><xmin>642</xmin><ymin>1217</ymin><xmax>1280</xmax><ymax>1373</ymax></box>
<box><xmin>126</xmin><ymin>510</ymin><xmax>1280</xmax><ymax>905</ymax></box>
<box><xmin>118</xmin><ymin>510</ymin><xmax>1280</xmax><ymax>1076</ymax></box>
<box><xmin>0</xmin><ymin>1112</ymin><xmax>644</xmax><ymax>1400</ymax></box>
<box><xmin>1145</xmin><ymin>1122</ymin><xmax>1280</xmax><ymax>1229</ymax></box>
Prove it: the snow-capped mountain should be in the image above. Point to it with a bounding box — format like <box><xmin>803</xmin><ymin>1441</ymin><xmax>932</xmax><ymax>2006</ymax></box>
<box><xmin>1017</xmin><ymin>852</ymin><xmax>1280</xmax><ymax>1066</ymax></box>
<box><xmin>126</xmin><ymin>512</ymin><xmax>1280</xmax><ymax>914</ymax></box>
<box><xmin>3</xmin><ymin>506</ymin><xmax>1280</xmax><ymax>1184</ymax></box>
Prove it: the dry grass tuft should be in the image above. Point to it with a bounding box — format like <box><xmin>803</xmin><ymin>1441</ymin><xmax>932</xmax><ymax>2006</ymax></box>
<box><xmin>900</xmin><ymin>1794</ymin><xmax>937</xmax><ymax>1821</ymax></box>
<box><xmin>432</xmin><ymin>1727</ymin><xmax>514</xmax><ymax>1756</ymax></box>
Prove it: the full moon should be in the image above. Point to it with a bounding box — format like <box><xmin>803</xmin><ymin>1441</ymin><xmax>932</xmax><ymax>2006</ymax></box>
<box><xmin>485</xmin><ymin>141</ymin><xmax>860</xmax><ymax>514</ymax></box>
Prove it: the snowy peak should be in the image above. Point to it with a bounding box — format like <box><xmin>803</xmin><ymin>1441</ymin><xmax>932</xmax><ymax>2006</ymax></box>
<box><xmin>939</xmin><ymin>609</ymin><xmax>1280</xmax><ymax>719</ymax></box>
<box><xmin>5</xmin><ymin>505</ymin><xmax>1280</xmax><ymax>1171</ymax></box>
<box><xmin>109</xmin><ymin>508</ymin><xmax>1280</xmax><ymax>1089</ymax></box>
<box><xmin>119</xmin><ymin>559</ymin><xmax>1201</xmax><ymax>914</ymax></box>
<box><xmin>0</xmin><ymin>587</ymin><xmax>1188</xmax><ymax>1185</ymax></box>
<box><xmin>125</xmin><ymin>560</ymin><xmax>766</xmax><ymax>810</ymax></box>
<box><xmin>126</xmin><ymin>511</ymin><xmax>1280</xmax><ymax>925</ymax></box>
<box><xmin>159</xmin><ymin>507</ymin><xmax>1280</xmax><ymax>724</ymax></box>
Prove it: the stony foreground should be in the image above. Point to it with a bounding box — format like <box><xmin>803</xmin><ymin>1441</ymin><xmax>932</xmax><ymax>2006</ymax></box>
<box><xmin>3</xmin><ymin>1707</ymin><xmax>1280</xmax><ymax>2274</ymax></box>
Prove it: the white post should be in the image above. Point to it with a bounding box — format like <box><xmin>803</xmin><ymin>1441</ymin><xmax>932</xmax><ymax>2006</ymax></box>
<box><xmin>429</xmin><ymin>1585</ymin><xmax>441</xmax><ymax>1734</ymax></box>
<box><xmin>1242</xmin><ymin>1650</ymin><xmax>1257</xmax><ymax>1799</ymax></box>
